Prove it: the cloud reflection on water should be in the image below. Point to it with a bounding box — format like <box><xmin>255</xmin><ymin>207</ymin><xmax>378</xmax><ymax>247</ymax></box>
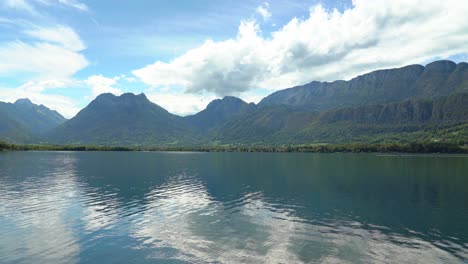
<box><xmin>129</xmin><ymin>172</ymin><xmax>465</xmax><ymax>264</ymax></box>
<box><xmin>0</xmin><ymin>152</ymin><xmax>466</xmax><ymax>263</ymax></box>
<box><xmin>0</xmin><ymin>154</ymin><xmax>80</xmax><ymax>264</ymax></box>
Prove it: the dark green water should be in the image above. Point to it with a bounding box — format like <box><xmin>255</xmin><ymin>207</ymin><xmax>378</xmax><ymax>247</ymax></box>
<box><xmin>0</xmin><ymin>152</ymin><xmax>467</xmax><ymax>263</ymax></box>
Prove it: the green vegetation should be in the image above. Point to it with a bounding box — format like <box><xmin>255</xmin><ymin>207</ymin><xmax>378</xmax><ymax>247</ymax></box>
<box><xmin>211</xmin><ymin>97</ymin><xmax>468</xmax><ymax>145</ymax></box>
<box><xmin>0</xmin><ymin>98</ymin><xmax>66</xmax><ymax>143</ymax></box>
<box><xmin>1</xmin><ymin>60</ymin><xmax>467</xmax><ymax>146</ymax></box>
<box><xmin>0</xmin><ymin>141</ymin><xmax>134</xmax><ymax>151</ymax></box>
<box><xmin>46</xmin><ymin>93</ymin><xmax>197</xmax><ymax>146</ymax></box>
<box><xmin>185</xmin><ymin>96</ymin><xmax>255</xmax><ymax>130</ymax></box>
<box><xmin>259</xmin><ymin>60</ymin><xmax>468</xmax><ymax>111</ymax></box>
<box><xmin>1</xmin><ymin>141</ymin><xmax>466</xmax><ymax>154</ymax></box>
<box><xmin>37</xmin><ymin>61</ymin><xmax>468</xmax><ymax>146</ymax></box>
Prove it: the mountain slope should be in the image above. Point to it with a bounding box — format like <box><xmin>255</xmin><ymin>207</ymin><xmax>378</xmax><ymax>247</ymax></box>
<box><xmin>0</xmin><ymin>99</ymin><xmax>66</xmax><ymax>143</ymax></box>
<box><xmin>259</xmin><ymin>60</ymin><xmax>468</xmax><ymax>111</ymax></box>
<box><xmin>34</xmin><ymin>60</ymin><xmax>468</xmax><ymax>146</ymax></box>
<box><xmin>213</xmin><ymin>93</ymin><xmax>468</xmax><ymax>144</ymax></box>
<box><xmin>185</xmin><ymin>96</ymin><xmax>255</xmax><ymax>130</ymax></box>
<box><xmin>47</xmin><ymin>93</ymin><xmax>193</xmax><ymax>145</ymax></box>
<box><xmin>0</xmin><ymin>112</ymin><xmax>32</xmax><ymax>143</ymax></box>
<box><xmin>211</xmin><ymin>106</ymin><xmax>316</xmax><ymax>143</ymax></box>
<box><xmin>294</xmin><ymin>92</ymin><xmax>468</xmax><ymax>144</ymax></box>
<box><xmin>317</xmin><ymin>92</ymin><xmax>468</xmax><ymax>124</ymax></box>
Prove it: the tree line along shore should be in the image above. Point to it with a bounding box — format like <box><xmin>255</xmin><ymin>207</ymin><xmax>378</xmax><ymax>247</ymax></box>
<box><xmin>1</xmin><ymin>141</ymin><xmax>467</xmax><ymax>154</ymax></box>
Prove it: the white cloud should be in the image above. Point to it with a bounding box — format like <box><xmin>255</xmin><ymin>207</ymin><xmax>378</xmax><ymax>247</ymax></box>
<box><xmin>240</xmin><ymin>90</ymin><xmax>267</xmax><ymax>105</ymax></box>
<box><xmin>146</xmin><ymin>90</ymin><xmax>216</xmax><ymax>116</ymax></box>
<box><xmin>145</xmin><ymin>88</ymin><xmax>268</xmax><ymax>116</ymax></box>
<box><xmin>0</xmin><ymin>25</ymin><xmax>88</xmax><ymax>79</ymax></box>
<box><xmin>0</xmin><ymin>73</ymin><xmax>133</xmax><ymax>119</ymax></box>
<box><xmin>85</xmin><ymin>75</ymin><xmax>122</xmax><ymax>98</ymax></box>
<box><xmin>3</xmin><ymin>0</ymin><xmax>35</xmax><ymax>13</ymax></box>
<box><xmin>133</xmin><ymin>0</ymin><xmax>468</xmax><ymax>96</ymax></box>
<box><xmin>56</xmin><ymin>0</ymin><xmax>88</xmax><ymax>11</ymax></box>
<box><xmin>2</xmin><ymin>0</ymin><xmax>89</xmax><ymax>13</ymax></box>
<box><xmin>133</xmin><ymin>21</ymin><xmax>265</xmax><ymax>96</ymax></box>
<box><xmin>0</xmin><ymin>74</ymin><xmax>128</xmax><ymax>118</ymax></box>
<box><xmin>0</xmin><ymin>0</ymin><xmax>89</xmax><ymax>119</ymax></box>
<box><xmin>124</xmin><ymin>77</ymin><xmax>136</xmax><ymax>82</ymax></box>
<box><xmin>24</xmin><ymin>26</ymin><xmax>85</xmax><ymax>51</ymax></box>
<box><xmin>256</xmin><ymin>2</ymin><xmax>271</xmax><ymax>21</ymax></box>
<box><xmin>0</xmin><ymin>79</ymin><xmax>82</xmax><ymax>118</ymax></box>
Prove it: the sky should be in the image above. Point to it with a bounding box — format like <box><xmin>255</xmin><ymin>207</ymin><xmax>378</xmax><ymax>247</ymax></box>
<box><xmin>1</xmin><ymin>0</ymin><xmax>468</xmax><ymax>118</ymax></box>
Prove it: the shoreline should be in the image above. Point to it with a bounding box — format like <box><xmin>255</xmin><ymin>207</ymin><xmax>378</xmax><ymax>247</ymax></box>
<box><xmin>1</xmin><ymin>142</ymin><xmax>467</xmax><ymax>154</ymax></box>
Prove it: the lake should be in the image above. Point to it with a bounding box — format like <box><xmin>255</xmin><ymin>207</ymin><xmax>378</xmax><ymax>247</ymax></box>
<box><xmin>0</xmin><ymin>151</ymin><xmax>467</xmax><ymax>263</ymax></box>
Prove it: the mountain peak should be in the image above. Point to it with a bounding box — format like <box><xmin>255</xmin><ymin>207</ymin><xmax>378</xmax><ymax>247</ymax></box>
<box><xmin>206</xmin><ymin>96</ymin><xmax>246</xmax><ymax>109</ymax></box>
<box><xmin>91</xmin><ymin>93</ymin><xmax>150</xmax><ymax>108</ymax></box>
<box><xmin>95</xmin><ymin>92</ymin><xmax>148</xmax><ymax>101</ymax></box>
<box><xmin>48</xmin><ymin>93</ymin><xmax>184</xmax><ymax>145</ymax></box>
<box><xmin>0</xmin><ymin>98</ymin><xmax>66</xmax><ymax>140</ymax></box>
<box><xmin>424</xmin><ymin>60</ymin><xmax>456</xmax><ymax>73</ymax></box>
<box><xmin>186</xmin><ymin>96</ymin><xmax>254</xmax><ymax>129</ymax></box>
<box><xmin>222</xmin><ymin>95</ymin><xmax>242</xmax><ymax>101</ymax></box>
<box><xmin>120</xmin><ymin>92</ymin><xmax>147</xmax><ymax>98</ymax></box>
<box><xmin>14</xmin><ymin>98</ymin><xmax>33</xmax><ymax>106</ymax></box>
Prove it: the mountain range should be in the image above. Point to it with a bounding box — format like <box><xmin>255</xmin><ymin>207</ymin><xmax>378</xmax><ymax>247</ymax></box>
<box><xmin>1</xmin><ymin>60</ymin><xmax>467</xmax><ymax>146</ymax></box>
<box><xmin>0</xmin><ymin>99</ymin><xmax>66</xmax><ymax>143</ymax></box>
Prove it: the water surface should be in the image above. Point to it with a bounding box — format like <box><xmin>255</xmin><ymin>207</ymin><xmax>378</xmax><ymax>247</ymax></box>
<box><xmin>0</xmin><ymin>152</ymin><xmax>467</xmax><ymax>263</ymax></box>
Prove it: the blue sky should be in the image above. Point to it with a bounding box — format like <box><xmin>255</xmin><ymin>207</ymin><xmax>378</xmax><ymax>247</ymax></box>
<box><xmin>1</xmin><ymin>0</ymin><xmax>468</xmax><ymax>117</ymax></box>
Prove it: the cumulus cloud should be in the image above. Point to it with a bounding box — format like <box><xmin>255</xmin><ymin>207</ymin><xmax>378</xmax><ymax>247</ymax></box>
<box><xmin>146</xmin><ymin>90</ymin><xmax>216</xmax><ymax>116</ymax></box>
<box><xmin>133</xmin><ymin>0</ymin><xmax>468</xmax><ymax>96</ymax></box>
<box><xmin>256</xmin><ymin>2</ymin><xmax>271</xmax><ymax>21</ymax></box>
<box><xmin>145</xmin><ymin>88</ymin><xmax>268</xmax><ymax>116</ymax></box>
<box><xmin>133</xmin><ymin>21</ymin><xmax>265</xmax><ymax>96</ymax></box>
<box><xmin>85</xmin><ymin>75</ymin><xmax>123</xmax><ymax>98</ymax></box>
<box><xmin>0</xmin><ymin>25</ymin><xmax>88</xmax><ymax>79</ymax></box>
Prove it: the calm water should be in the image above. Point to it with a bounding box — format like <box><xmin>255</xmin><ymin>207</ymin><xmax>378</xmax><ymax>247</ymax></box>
<box><xmin>0</xmin><ymin>152</ymin><xmax>467</xmax><ymax>264</ymax></box>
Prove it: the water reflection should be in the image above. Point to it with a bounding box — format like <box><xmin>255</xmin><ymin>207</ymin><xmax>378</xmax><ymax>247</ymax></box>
<box><xmin>0</xmin><ymin>152</ymin><xmax>467</xmax><ymax>263</ymax></box>
<box><xmin>81</xmin><ymin>190</ymin><xmax>120</xmax><ymax>232</ymax></box>
<box><xmin>0</xmin><ymin>153</ymin><xmax>80</xmax><ymax>264</ymax></box>
<box><xmin>130</xmin><ymin>174</ymin><xmax>306</xmax><ymax>263</ymax></box>
<box><xmin>130</xmin><ymin>172</ymin><xmax>466</xmax><ymax>263</ymax></box>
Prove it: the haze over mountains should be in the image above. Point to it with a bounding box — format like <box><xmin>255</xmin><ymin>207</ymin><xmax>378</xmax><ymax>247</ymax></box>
<box><xmin>1</xmin><ymin>60</ymin><xmax>467</xmax><ymax>146</ymax></box>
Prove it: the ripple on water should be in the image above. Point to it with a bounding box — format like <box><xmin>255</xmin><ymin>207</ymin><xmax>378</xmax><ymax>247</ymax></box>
<box><xmin>0</xmin><ymin>152</ymin><xmax>467</xmax><ymax>263</ymax></box>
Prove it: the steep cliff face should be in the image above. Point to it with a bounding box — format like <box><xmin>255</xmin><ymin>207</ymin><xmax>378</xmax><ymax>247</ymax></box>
<box><xmin>413</xmin><ymin>60</ymin><xmax>458</xmax><ymax>98</ymax></box>
<box><xmin>259</xmin><ymin>60</ymin><xmax>468</xmax><ymax>112</ymax></box>
<box><xmin>431</xmin><ymin>92</ymin><xmax>468</xmax><ymax>121</ymax></box>
<box><xmin>212</xmin><ymin>92</ymin><xmax>468</xmax><ymax>144</ymax></box>
<box><xmin>318</xmin><ymin>92</ymin><xmax>468</xmax><ymax>124</ymax></box>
